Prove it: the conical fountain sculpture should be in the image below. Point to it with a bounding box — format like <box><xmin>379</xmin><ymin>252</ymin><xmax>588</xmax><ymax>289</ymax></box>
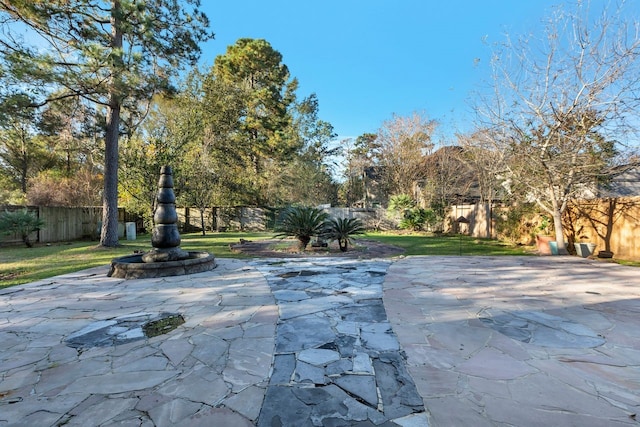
<box><xmin>107</xmin><ymin>166</ymin><xmax>216</xmax><ymax>279</ymax></box>
<box><xmin>142</xmin><ymin>166</ymin><xmax>190</xmax><ymax>262</ymax></box>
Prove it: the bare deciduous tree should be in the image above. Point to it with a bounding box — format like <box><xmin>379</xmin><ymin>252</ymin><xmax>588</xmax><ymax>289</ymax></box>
<box><xmin>377</xmin><ymin>112</ymin><xmax>437</xmax><ymax>199</ymax></box>
<box><xmin>457</xmin><ymin>129</ymin><xmax>504</xmax><ymax>206</ymax></box>
<box><xmin>477</xmin><ymin>0</ymin><xmax>640</xmax><ymax>254</ymax></box>
<box><xmin>420</xmin><ymin>145</ymin><xmax>474</xmax><ymax>221</ymax></box>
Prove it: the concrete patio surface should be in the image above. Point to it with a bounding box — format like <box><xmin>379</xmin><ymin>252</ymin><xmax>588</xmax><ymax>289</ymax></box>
<box><xmin>0</xmin><ymin>259</ymin><xmax>278</xmax><ymax>426</ymax></box>
<box><xmin>385</xmin><ymin>256</ymin><xmax>640</xmax><ymax>426</ymax></box>
<box><xmin>0</xmin><ymin>255</ymin><xmax>639</xmax><ymax>426</ymax></box>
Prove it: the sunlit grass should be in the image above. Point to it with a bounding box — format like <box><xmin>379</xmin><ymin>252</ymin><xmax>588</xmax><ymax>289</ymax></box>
<box><xmin>612</xmin><ymin>259</ymin><xmax>640</xmax><ymax>268</ymax></box>
<box><xmin>179</xmin><ymin>232</ymin><xmax>275</xmax><ymax>257</ymax></box>
<box><xmin>362</xmin><ymin>232</ymin><xmax>533</xmax><ymax>256</ymax></box>
<box><xmin>0</xmin><ymin>232</ymin><xmax>274</xmax><ymax>288</ymax></box>
<box><xmin>0</xmin><ymin>240</ymin><xmax>147</xmax><ymax>288</ymax></box>
<box><xmin>3</xmin><ymin>230</ymin><xmax>636</xmax><ymax>289</ymax></box>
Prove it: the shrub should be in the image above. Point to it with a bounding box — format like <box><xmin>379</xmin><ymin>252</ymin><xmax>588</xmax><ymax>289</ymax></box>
<box><xmin>399</xmin><ymin>208</ymin><xmax>437</xmax><ymax>231</ymax></box>
<box><xmin>0</xmin><ymin>209</ymin><xmax>45</xmax><ymax>247</ymax></box>
<box><xmin>27</xmin><ymin>170</ymin><xmax>102</xmax><ymax>207</ymax></box>
<box><xmin>324</xmin><ymin>217</ymin><xmax>365</xmax><ymax>252</ymax></box>
<box><xmin>495</xmin><ymin>203</ymin><xmax>538</xmax><ymax>244</ymax></box>
<box><xmin>275</xmin><ymin>206</ymin><xmax>329</xmax><ymax>251</ymax></box>
<box><xmin>387</xmin><ymin>194</ymin><xmax>416</xmax><ymax>217</ymax></box>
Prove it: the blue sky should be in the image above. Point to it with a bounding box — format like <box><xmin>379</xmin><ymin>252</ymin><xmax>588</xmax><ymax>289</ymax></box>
<box><xmin>198</xmin><ymin>1</ymin><xmax>578</xmax><ymax>140</ymax></box>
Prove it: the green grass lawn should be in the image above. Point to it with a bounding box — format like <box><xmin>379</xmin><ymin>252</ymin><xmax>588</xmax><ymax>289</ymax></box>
<box><xmin>0</xmin><ymin>232</ymin><xmax>274</xmax><ymax>288</ymax></box>
<box><xmin>363</xmin><ymin>232</ymin><xmax>532</xmax><ymax>256</ymax></box>
<box><xmin>4</xmin><ymin>230</ymin><xmax>636</xmax><ymax>289</ymax></box>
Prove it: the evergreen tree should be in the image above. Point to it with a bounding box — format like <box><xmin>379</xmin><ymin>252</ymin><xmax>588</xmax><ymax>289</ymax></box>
<box><xmin>0</xmin><ymin>1</ymin><xmax>212</xmax><ymax>246</ymax></box>
<box><xmin>213</xmin><ymin>38</ymin><xmax>299</xmax><ymax>204</ymax></box>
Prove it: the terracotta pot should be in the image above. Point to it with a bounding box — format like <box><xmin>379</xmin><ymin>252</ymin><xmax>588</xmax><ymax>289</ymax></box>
<box><xmin>536</xmin><ymin>235</ymin><xmax>554</xmax><ymax>255</ymax></box>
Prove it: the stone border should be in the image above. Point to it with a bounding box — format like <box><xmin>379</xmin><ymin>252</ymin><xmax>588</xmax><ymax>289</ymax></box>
<box><xmin>107</xmin><ymin>251</ymin><xmax>216</xmax><ymax>279</ymax></box>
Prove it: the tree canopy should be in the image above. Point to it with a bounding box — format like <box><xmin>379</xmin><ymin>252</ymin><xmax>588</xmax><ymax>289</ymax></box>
<box><xmin>0</xmin><ymin>0</ymin><xmax>212</xmax><ymax>246</ymax></box>
<box><xmin>118</xmin><ymin>42</ymin><xmax>339</xmax><ymax>229</ymax></box>
<box><xmin>476</xmin><ymin>0</ymin><xmax>640</xmax><ymax>253</ymax></box>
<box><xmin>376</xmin><ymin>112</ymin><xmax>437</xmax><ymax>199</ymax></box>
<box><xmin>212</xmin><ymin>38</ymin><xmax>300</xmax><ymax>204</ymax></box>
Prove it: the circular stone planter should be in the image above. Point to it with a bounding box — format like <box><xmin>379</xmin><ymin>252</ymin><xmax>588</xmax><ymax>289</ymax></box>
<box><xmin>107</xmin><ymin>251</ymin><xmax>216</xmax><ymax>279</ymax></box>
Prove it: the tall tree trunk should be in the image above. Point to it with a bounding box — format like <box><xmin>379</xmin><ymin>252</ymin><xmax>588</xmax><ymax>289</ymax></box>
<box><xmin>552</xmin><ymin>209</ymin><xmax>568</xmax><ymax>255</ymax></box>
<box><xmin>20</xmin><ymin>134</ymin><xmax>28</xmax><ymax>193</ymax></box>
<box><xmin>603</xmin><ymin>198</ymin><xmax>616</xmax><ymax>253</ymax></box>
<box><xmin>200</xmin><ymin>208</ymin><xmax>206</xmax><ymax>236</ymax></box>
<box><xmin>101</xmin><ymin>101</ymin><xmax>121</xmax><ymax>247</ymax></box>
<box><xmin>100</xmin><ymin>1</ymin><xmax>123</xmax><ymax>247</ymax></box>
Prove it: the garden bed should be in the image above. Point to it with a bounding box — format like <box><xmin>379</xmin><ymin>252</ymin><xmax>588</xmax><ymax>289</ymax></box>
<box><xmin>229</xmin><ymin>238</ymin><xmax>405</xmax><ymax>259</ymax></box>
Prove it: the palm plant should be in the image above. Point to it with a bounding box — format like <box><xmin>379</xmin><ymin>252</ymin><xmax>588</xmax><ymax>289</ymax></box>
<box><xmin>0</xmin><ymin>209</ymin><xmax>45</xmax><ymax>248</ymax></box>
<box><xmin>275</xmin><ymin>207</ymin><xmax>329</xmax><ymax>251</ymax></box>
<box><xmin>324</xmin><ymin>217</ymin><xmax>365</xmax><ymax>252</ymax></box>
<box><xmin>387</xmin><ymin>194</ymin><xmax>416</xmax><ymax>218</ymax></box>
<box><xmin>399</xmin><ymin>208</ymin><xmax>437</xmax><ymax>231</ymax></box>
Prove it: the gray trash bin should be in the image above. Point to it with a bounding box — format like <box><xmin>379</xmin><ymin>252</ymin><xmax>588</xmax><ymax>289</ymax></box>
<box><xmin>126</xmin><ymin>222</ymin><xmax>136</xmax><ymax>240</ymax></box>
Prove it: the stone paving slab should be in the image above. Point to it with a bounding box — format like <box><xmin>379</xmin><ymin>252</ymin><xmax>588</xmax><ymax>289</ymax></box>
<box><xmin>0</xmin><ymin>259</ymin><xmax>277</xmax><ymax>426</ymax></box>
<box><xmin>2</xmin><ymin>254</ymin><xmax>640</xmax><ymax>426</ymax></box>
<box><xmin>250</xmin><ymin>258</ymin><xmax>428</xmax><ymax>427</ymax></box>
<box><xmin>384</xmin><ymin>256</ymin><xmax>640</xmax><ymax>427</ymax></box>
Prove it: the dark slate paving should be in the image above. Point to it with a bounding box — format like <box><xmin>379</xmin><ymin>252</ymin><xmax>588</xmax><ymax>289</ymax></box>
<box><xmin>250</xmin><ymin>258</ymin><xmax>428</xmax><ymax>427</ymax></box>
<box><xmin>65</xmin><ymin>312</ymin><xmax>185</xmax><ymax>349</ymax></box>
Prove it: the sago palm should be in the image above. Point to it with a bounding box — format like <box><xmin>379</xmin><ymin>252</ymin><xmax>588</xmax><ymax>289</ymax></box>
<box><xmin>275</xmin><ymin>207</ymin><xmax>329</xmax><ymax>251</ymax></box>
<box><xmin>324</xmin><ymin>217</ymin><xmax>365</xmax><ymax>252</ymax></box>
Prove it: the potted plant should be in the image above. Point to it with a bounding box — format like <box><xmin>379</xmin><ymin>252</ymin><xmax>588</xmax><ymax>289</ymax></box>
<box><xmin>535</xmin><ymin>215</ymin><xmax>554</xmax><ymax>255</ymax></box>
<box><xmin>574</xmin><ymin>236</ymin><xmax>597</xmax><ymax>258</ymax></box>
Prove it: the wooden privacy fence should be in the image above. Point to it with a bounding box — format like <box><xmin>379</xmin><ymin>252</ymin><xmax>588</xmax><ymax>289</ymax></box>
<box><xmin>176</xmin><ymin>207</ymin><xmax>271</xmax><ymax>232</ymax></box>
<box><xmin>446</xmin><ymin>203</ymin><xmax>494</xmax><ymax>237</ymax></box>
<box><xmin>4</xmin><ymin>201</ymin><xmax>636</xmax><ymax>260</ymax></box>
<box><xmin>564</xmin><ymin>197</ymin><xmax>640</xmax><ymax>261</ymax></box>
<box><xmin>448</xmin><ymin>198</ymin><xmax>640</xmax><ymax>261</ymax></box>
<box><xmin>0</xmin><ymin>206</ymin><xmax>130</xmax><ymax>245</ymax></box>
<box><xmin>38</xmin><ymin>206</ymin><xmax>102</xmax><ymax>243</ymax></box>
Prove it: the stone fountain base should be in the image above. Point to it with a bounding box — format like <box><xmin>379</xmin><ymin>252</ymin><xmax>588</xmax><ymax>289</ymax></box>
<box><xmin>107</xmin><ymin>251</ymin><xmax>216</xmax><ymax>279</ymax></box>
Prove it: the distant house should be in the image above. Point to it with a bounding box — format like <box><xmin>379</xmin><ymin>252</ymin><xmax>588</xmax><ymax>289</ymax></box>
<box><xmin>416</xmin><ymin>146</ymin><xmax>483</xmax><ymax>206</ymax></box>
<box><xmin>571</xmin><ymin>164</ymin><xmax>640</xmax><ymax>199</ymax></box>
<box><xmin>600</xmin><ymin>167</ymin><xmax>640</xmax><ymax>197</ymax></box>
<box><xmin>356</xmin><ymin>146</ymin><xmax>485</xmax><ymax>209</ymax></box>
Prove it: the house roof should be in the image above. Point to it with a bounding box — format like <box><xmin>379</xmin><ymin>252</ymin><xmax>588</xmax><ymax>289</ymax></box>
<box><xmin>601</xmin><ymin>167</ymin><xmax>640</xmax><ymax>197</ymax></box>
